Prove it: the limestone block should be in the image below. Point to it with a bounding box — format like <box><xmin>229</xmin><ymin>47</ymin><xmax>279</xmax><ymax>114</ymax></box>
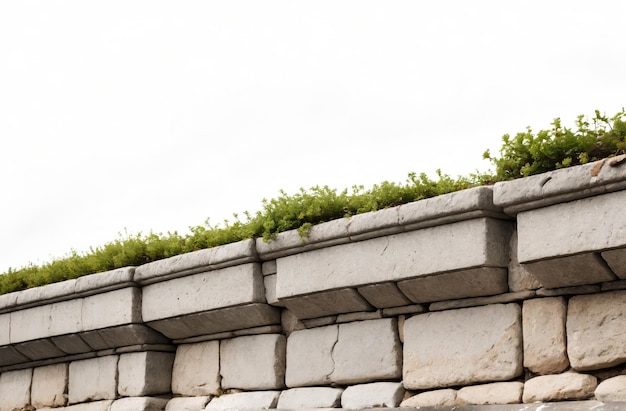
<box><xmin>165</xmin><ymin>397</ymin><xmax>212</xmax><ymax>411</ymax></box>
<box><xmin>32</xmin><ymin>363</ymin><xmax>68</xmax><ymax>408</ymax></box>
<box><xmin>73</xmin><ymin>267</ymin><xmax>135</xmax><ymax>295</ymax></box>
<box><xmin>403</xmin><ymin>303</ymin><xmax>522</xmax><ymax>389</ymax></box>
<box><xmin>80</xmin><ymin>324</ymin><xmax>170</xmax><ymax>351</ymax></box>
<box><xmin>523</xmin><ymin>373</ymin><xmax>597</xmax><ymax>403</ymax></box>
<box><xmin>0</xmin><ymin>368</ymin><xmax>32</xmax><ymax>411</ymax></box>
<box><xmin>595</xmin><ymin>375</ymin><xmax>626</xmax><ymax>401</ymax></box>
<box><xmin>522</xmin><ymin>297</ymin><xmax>569</xmax><ymax>374</ymax></box>
<box><xmin>281</xmin><ymin>288</ymin><xmax>373</xmax><ymax>320</ymax></box>
<box><xmin>341</xmin><ymin>382</ymin><xmax>404</xmax><ymax>409</ymax></box>
<box><xmin>110</xmin><ymin>397</ymin><xmax>169</xmax><ymax>411</ymax></box>
<box><xmin>172</xmin><ymin>341</ymin><xmax>220</xmax><ymax>396</ymax></box>
<box><xmin>457</xmin><ymin>382</ymin><xmax>524</xmax><ymax>405</ymax></box>
<box><xmin>508</xmin><ymin>229</ymin><xmax>541</xmax><ymax>292</ymax></box>
<box><xmin>400</xmin><ymin>389</ymin><xmax>458</xmax><ymax>407</ymax></box>
<box><xmin>205</xmin><ymin>391</ymin><xmax>280</xmax><ymax>409</ymax></box>
<box><xmin>277</xmin><ymin>387</ymin><xmax>343</xmax><ymax>409</ymax></box>
<box><xmin>276</xmin><ymin>218</ymin><xmax>511</xmax><ymax>303</ymax></box>
<box><xmin>118</xmin><ymin>351</ymin><xmax>174</xmax><ymax>396</ymax></box>
<box><xmin>52</xmin><ymin>334</ymin><xmax>93</xmax><ymax>354</ymax></box>
<box><xmin>332</xmin><ymin>318</ymin><xmax>401</xmax><ymax>384</ymax></box>
<box><xmin>68</xmin><ymin>356</ymin><xmax>118</xmax><ymax>404</ymax></box>
<box><xmin>220</xmin><ymin>334</ymin><xmax>286</xmax><ymax>390</ymax></box>
<box><xmin>285</xmin><ymin>325</ymin><xmax>337</xmax><ymax>387</ymax></box>
<box><xmin>567</xmin><ymin>291</ymin><xmax>626</xmax><ymax>370</ymax></box>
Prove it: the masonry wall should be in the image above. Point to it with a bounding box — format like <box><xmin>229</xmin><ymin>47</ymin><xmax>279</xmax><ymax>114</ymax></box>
<box><xmin>2</xmin><ymin>156</ymin><xmax>626</xmax><ymax>411</ymax></box>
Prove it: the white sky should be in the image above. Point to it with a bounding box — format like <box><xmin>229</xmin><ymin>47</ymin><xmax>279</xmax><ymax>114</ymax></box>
<box><xmin>1</xmin><ymin>1</ymin><xmax>625</xmax><ymax>273</ymax></box>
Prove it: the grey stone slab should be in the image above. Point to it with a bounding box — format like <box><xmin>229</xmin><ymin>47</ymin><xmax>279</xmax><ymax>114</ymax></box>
<box><xmin>348</xmin><ymin>207</ymin><xmax>401</xmax><ymax>240</ymax></box>
<box><xmin>276</xmin><ymin>218</ymin><xmax>512</xmax><ymax>301</ymax></box>
<box><xmin>117</xmin><ymin>351</ymin><xmax>174</xmax><ymax>396</ymax></box>
<box><xmin>135</xmin><ymin>248</ymin><xmax>214</xmax><ymax>284</ymax></box>
<box><xmin>172</xmin><ymin>340</ymin><xmax>220</xmax><ymax>396</ymax></box>
<box><xmin>523</xmin><ymin>253</ymin><xmax>615</xmax><ymax>288</ymax></box>
<box><xmin>341</xmin><ymin>382</ymin><xmax>404</xmax><ymax>409</ymax></box>
<box><xmin>0</xmin><ymin>368</ymin><xmax>32</xmax><ymax>411</ymax></box>
<box><xmin>429</xmin><ymin>291</ymin><xmax>535</xmax><ymax>312</ymax></box>
<box><xmin>210</xmin><ymin>238</ymin><xmax>259</xmax><ymax>269</ymax></box>
<box><xmin>277</xmin><ymin>387</ymin><xmax>344</xmax><ymax>409</ymax></box>
<box><xmin>146</xmin><ymin>303</ymin><xmax>280</xmax><ymax>340</ymax></box>
<box><xmin>357</xmin><ymin>283</ymin><xmax>412</xmax><ymax>308</ymax></box>
<box><xmin>602</xmin><ymin>248</ymin><xmax>626</xmax><ymax>278</ymax></box>
<box><xmin>0</xmin><ymin>345</ymin><xmax>30</xmax><ymax>366</ymax></box>
<box><xmin>382</xmin><ymin>304</ymin><xmax>426</xmax><ymax>316</ymax></box>
<box><xmin>206</xmin><ymin>391</ymin><xmax>281</xmax><ymax>410</ymax></box>
<box><xmin>80</xmin><ymin>324</ymin><xmax>169</xmax><ymax>351</ymax></box>
<box><xmin>285</xmin><ymin>325</ymin><xmax>338</xmax><ymax>387</ymax></box>
<box><xmin>14</xmin><ymin>338</ymin><xmax>66</xmax><ymax>360</ymax></box>
<box><xmin>403</xmin><ymin>303</ymin><xmax>522</xmax><ymax>389</ymax></box>
<box><xmin>14</xmin><ymin>279</ymin><xmax>77</xmax><ymax>308</ymax></box>
<box><xmin>51</xmin><ymin>334</ymin><xmax>93</xmax><ymax>354</ymax></box>
<box><xmin>74</xmin><ymin>267</ymin><xmax>136</xmax><ymax>295</ymax></box>
<box><xmin>32</xmin><ymin>363</ymin><xmax>68</xmax><ymax>408</ymax></box>
<box><xmin>68</xmin><ymin>356</ymin><xmax>118</xmax><ymax>404</ymax></box>
<box><xmin>281</xmin><ymin>288</ymin><xmax>373</xmax><ymax>320</ymax></box>
<box><xmin>398</xmin><ymin>267</ymin><xmax>508</xmax><ymax>304</ymax></box>
<box><xmin>10</xmin><ymin>299</ymin><xmax>81</xmax><ymax>343</ymax></box>
<box><xmin>110</xmin><ymin>397</ymin><xmax>170</xmax><ymax>411</ymax></box>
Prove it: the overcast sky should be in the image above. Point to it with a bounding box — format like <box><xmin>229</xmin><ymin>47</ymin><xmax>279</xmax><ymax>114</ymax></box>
<box><xmin>1</xmin><ymin>1</ymin><xmax>625</xmax><ymax>273</ymax></box>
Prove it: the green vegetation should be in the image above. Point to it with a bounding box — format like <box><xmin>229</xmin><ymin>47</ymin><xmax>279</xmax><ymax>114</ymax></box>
<box><xmin>1</xmin><ymin>109</ymin><xmax>625</xmax><ymax>295</ymax></box>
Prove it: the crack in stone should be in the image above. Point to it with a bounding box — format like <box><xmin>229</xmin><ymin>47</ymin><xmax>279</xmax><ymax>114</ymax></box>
<box><xmin>325</xmin><ymin>326</ymin><xmax>340</xmax><ymax>383</ymax></box>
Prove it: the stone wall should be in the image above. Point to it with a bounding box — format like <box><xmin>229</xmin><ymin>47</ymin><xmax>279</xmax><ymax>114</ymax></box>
<box><xmin>2</xmin><ymin>156</ymin><xmax>626</xmax><ymax>411</ymax></box>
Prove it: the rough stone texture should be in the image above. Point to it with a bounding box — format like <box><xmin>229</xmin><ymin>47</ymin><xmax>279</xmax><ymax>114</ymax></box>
<box><xmin>595</xmin><ymin>375</ymin><xmax>626</xmax><ymax>401</ymax></box>
<box><xmin>285</xmin><ymin>325</ymin><xmax>337</xmax><ymax>387</ymax></box>
<box><xmin>457</xmin><ymin>382</ymin><xmax>524</xmax><ymax>405</ymax></box>
<box><xmin>0</xmin><ymin>368</ymin><xmax>32</xmax><ymax>411</ymax></box>
<box><xmin>522</xmin><ymin>297</ymin><xmax>569</xmax><ymax>374</ymax></box>
<box><xmin>68</xmin><ymin>356</ymin><xmax>118</xmax><ymax>404</ymax></box>
<box><xmin>332</xmin><ymin>318</ymin><xmax>402</xmax><ymax>384</ymax></box>
<box><xmin>281</xmin><ymin>288</ymin><xmax>373</xmax><ymax>320</ymax></box>
<box><xmin>205</xmin><ymin>391</ymin><xmax>280</xmax><ymax>409</ymax></box>
<box><xmin>523</xmin><ymin>373</ymin><xmax>597</xmax><ymax>403</ymax></box>
<box><xmin>110</xmin><ymin>397</ymin><xmax>169</xmax><ymax>411</ymax></box>
<box><xmin>522</xmin><ymin>253</ymin><xmax>615</xmax><ymax>289</ymax></box>
<box><xmin>341</xmin><ymin>382</ymin><xmax>405</xmax><ymax>409</ymax></box>
<box><xmin>567</xmin><ymin>291</ymin><xmax>626</xmax><ymax>371</ymax></box>
<box><xmin>117</xmin><ymin>351</ymin><xmax>174</xmax><ymax>396</ymax></box>
<box><xmin>403</xmin><ymin>303</ymin><xmax>522</xmax><ymax>389</ymax></box>
<box><xmin>602</xmin><ymin>248</ymin><xmax>626</xmax><ymax>279</ymax></box>
<box><xmin>32</xmin><ymin>363</ymin><xmax>68</xmax><ymax>408</ymax></box>
<box><xmin>508</xmin><ymin>229</ymin><xmax>541</xmax><ymax>292</ymax></box>
<box><xmin>220</xmin><ymin>334</ymin><xmax>286</xmax><ymax>390</ymax></box>
<box><xmin>277</xmin><ymin>387</ymin><xmax>344</xmax><ymax>409</ymax></box>
<box><xmin>172</xmin><ymin>341</ymin><xmax>220</xmax><ymax>396</ymax></box>
<box><xmin>165</xmin><ymin>396</ymin><xmax>212</xmax><ymax>411</ymax></box>
<box><xmin>400</xmin><ymin>389</ymin><xmax>458</xmax><ymax>407</ymax></box>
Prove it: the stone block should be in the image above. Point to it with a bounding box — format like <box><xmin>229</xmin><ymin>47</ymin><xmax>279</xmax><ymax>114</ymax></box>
<box><xmin>522</xmin><ymin>297</ymin><xmax>569</xmax><ymax>374</ymax></box>
<box><xmin>165</xmin><ymin>397</ymin><xmax>212</xmax><ymax>411</ymax></box>
<box><xmin>277</xmin><ymin>387</ymin><xmax>343</xmax><ymax>409</ymax></box>
<box><xmin>428</xmin><ymin>290</ymin><xmax>535</xmax><ymax>312</ymax></box>
<box><xmin>82</xmin><ymin>288</ymin><xmax>141</xmax><ymax>330</ymax></box>
<box><xmin>400</xmin><ymin>389</ymin><xmax>458</xmax><ymax>407</ymax></box>
<box><xmin>32</xmin><ymin>363</ymin><xmax>68</xmax><ymax>408</ymax></box>
<box><xmin>285</xmin><ymin>325</ymin><xmax>337</xmax><ymax>387</ymax></box>
<box><xmin>10</xmin><ymin>299</ymin><xmax>80</xmax><ymax>343</ymax></box>
<box><xmin>567</xmin><ymin>291</ymin><xmax>626</xmax><ymax>370</ymax></box>
<box><xmin>52</xmin><ymin>334</ymin><xmax>93</xmax><ymax>354</ymax></box>
<box><xmin>205</xmin><ymin>391</ymin><xmax>280</xmax><ymax>409</ymax></box>
<box><xmin>172</xmin><ymin>341</ymin><xmax>220</xmax><ymax>396</ymax></box>
<box><xmin>602</xmin><ymin>248</ymin><xmax>626</xmax><ymax>279</ymax></box>
<box><xmin>523</xmin><ymin>253</ymin><xmax>615</xmax><ymax>289</ymax></box>
<box><xmin>110</xmin><ymin>397</ymin><xmax>169</xmax><ymax>411</ymax></box>
<box><xmin>357</xmin><ymin>283</ymin><xmax>411</xmax><ymax>308</ymax></box>
<box><xmin>523</xmin><ymin>373</ymin><xmax>597</xmax><ymax>403</ymax></box>
<box><xmin>118</xmin><ymin>351</ymin><xmax>174</xmax><ymax>396</ymax></box>
<box><xmin>220</xmin><ymin>334</ymin><xmax>286</xmax><ymax>390</ymax></box>
<box><xmin>68</xmin><ymin>356</ymin><xmax>118</xmax><ymax>404</ymax></box>
<box><xmin>595</xmin><ymin>375</ymin><xmax>626</xmax><ymax>401</ymax></box>
<box><xmin>73</xmin><ymin>267</ymin><xmax>135</xmax><ymax>295</ymax></box>
<box><xmin>332</xmin><ymin>318</ymin><xmax>401</xmax><ymax>384</ymax></box>
<box><xmin>0</xmin><ymin>368</ymin><xmax>32</xmax><ymax>411</ymax></box>
<box><xmin>15</xmin><ymin>338</ymin><xmax>66</xmax><ymax>360</ymax></box>
<box><xmin>341</xmin><ymin>382</ymin><xmax>404</xmax><ymax>409</ymax></box>
<box><xmin>281</xmin><ymin>288</ymin><xmax>373</xmax><ymax>320</ymax></box>
<box><xmin>457</xmin><ymin>382</ymin><xmax>524</xmax><ymax>405</ymax></box>
<box><xmin>403</xmin><ymin>303</ymin><xmax>522</xmax><ymax>389</ymax></box>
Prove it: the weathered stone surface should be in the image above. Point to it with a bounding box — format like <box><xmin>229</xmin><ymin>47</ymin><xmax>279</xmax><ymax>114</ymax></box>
<box><xmin>403</xmin><ymin>303</ymin><xmax>522</xmax><ymax>389</ymax></box>
<box><xmin>332</xmin><ymin>318</ymin><xmax>401</xmax><ymax>384</ymax></box>
<box><xmin>110</xmin><ymin>397</ymin><xmax>169</xmax><ymax>411</ymax></box>
<box><xmin>602</xmin><ymin>248</ymin><xmax>626</xmax><ymax>279</ymax></box>
<box><xmin>508</xmin><ymin>229</ymin><xmax>541</xmax><ymax>292</ymax></box>
<box><xmin>205</xmin><ymin>391</ymin><xmax>280</xmax><ymax>409</ymax></box>
<box><xmin>336</xmin><ymin>310</ymin><xmax>382</xmax><ymax>323</ymax></box>
<box><xmin>281</xmin><ymin>288</ymin><xmax>373</xmax><ymax>320</ymax></box>
<box><xmin>567</xmin><ymin>291</ymin><xmax>626</xmax><ymax>370</ymax></box>
<box><xmin>172</xmin><ymin>341</ymin><xmax>220</xmax><ymax>396</ymax></box>
<box><xmin>32</xmin><ymin>363</ymin><xmax>68</xmax><ymax>408</ymax></box>
<box><xmin>14</xmin><ymin>338</ymin><xmax>65</xmax><ymax>360</ymax></box>
<box><xmin>341</xmin><ymin>382</ymin><xmax>404</xmax><ymax>409</ymax></box>
<box><xmin>68</xmin><ymin>356</ymin><xmax>118</xmax><ymax>404</ymax></box>
<box><xmin>400</xmin><ymin>389</ymin><xmax>458</xmax><ymax>407</ymax></box>
<box><xmin>165</xmin><ymin>396</ymin><xmax>212</xmax><ymax>411</ymax></box>
<box><xmin>285</xmin><ymin>325</ymin><xmax>337</xmax><ymax>387</ymax></box>
<box><xmin>522</xmin><ymin>297</ymin><xmax>569</xmax><ymax>374</ymax></box>
<box><xmin>220</xmin><ymin>334</ymin><xmax>286</xmax><ymax>390</ymax></box>
<box><xmin>595</xmin><ymin>375</ymin><xmax>626</xmax><ymax>401</ymax></box>
<box><xmin>523</xmin><ymin>253</ymin><xmax>615</xmax><ymax>288</ymax></box>
<box><xmin>429</xmin><ymin>290</ymin><xmax>535</xmax><ymax>312</ymax></box>
<box><xmin>276</xmin><ymin>218</ymin><xmax>511</xmax><ymax>301</ymax></box>
<box><xmin>457</xmin><ymin>382</ymin><xmax>523</xmax><ymax>405</ymax></box>
<box><xmin>357</xmin><ymin>283</ymin><xmax>412</xmax><ymax>308</ymax></box>
<box><xmin>117</xmin><ymin>351</ymin><xmax>174</xmax><ymax>396</ymax></box>
<box><xmin>523</xmin><ymin>373</ymin><xmax>597</xmax><ymax>403</ymax></box>
<box><xmin>0</xmin><ymin>368</ymin><xmax>32</xmax><ymax>411</ymax></box>
<box><xmin>277</xmin><ymin>387</ymin><xmax>343</xmax><ymax>409</ymax></box>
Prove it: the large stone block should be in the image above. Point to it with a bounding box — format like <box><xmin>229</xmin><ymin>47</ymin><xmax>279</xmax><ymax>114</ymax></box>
<box><xmin>277</xmin><ymin>387</ymin><xmax>343</xmax><ymax>409</ymax></box>
<box><xmin>523</xmin><ymin>373</ymin><xmax>597</xmax><ymax>403</ymax></box>
<box><xmin>171</xmin><ymin>341</ymin><xmax>220</xmax><ymax>396</ymax></box>
<box><xmin>522</xmin><ymin>297</ymin><xmax>569</xmax><ymax>374</ymax></box>
<box><xmin>220</xmin><ymin>334</ymin><xmax>285</xmax><ymax>390</ymax></box>
<box><xmin>403</xmin><ymin>303</ymin><xmax>522</xmax><ymax>389</ymax></box>
<box><xmin>285</xmin><ymin>325</ymin><xmax>337</xmax><ymax>387</ymax></box>
<box><xmin>68</xmin><ymin>356</ymin><xmax>118</xmax><ymax>404</ymax></box>
<box><xmin>341</xmin><ymin>382</ymin><xmax>405</xmax><ymax>409</ymax></box>
<box><xmin>0</xmin><ymin>368</ymin><xmax>32</xmax><ymax>411</ymax></box>
<box><xmin>118</xmin><ymin>351</ymin><xmax>174</xmax><ymax>396</ymax></box>
<box><xmin>32</xmin><ymin>363</ymin><xmax>68</xmax><ymax>408</ymax></box>
<box><xmin>81</xmin><ymin>287</ymin><xmax>142</xmax><ymax>330</ymax></box>
<box><xmin>205</xmin><ymin>391</ymin><xmax>280</xmax><ymax>409</ymax></box>
<box><xmin>567</xmin><ymin>291</ymin><xmax>626</xmax><ymax>370</ymax></box>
